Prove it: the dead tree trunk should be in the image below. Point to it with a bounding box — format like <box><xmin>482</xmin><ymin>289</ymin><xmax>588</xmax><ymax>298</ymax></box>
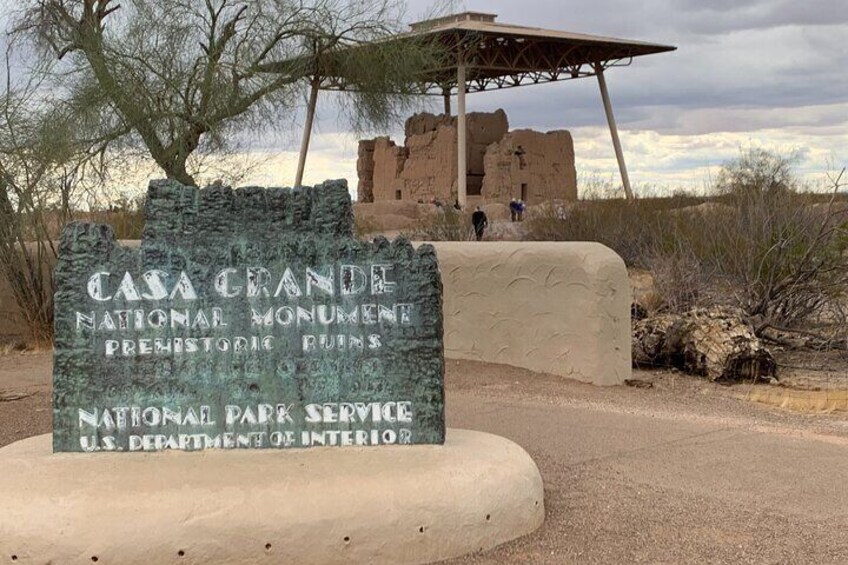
<box><xmin>632</xmin><ymin>307</ymin><xmax>777</xmax><ymax>382</ymax></box>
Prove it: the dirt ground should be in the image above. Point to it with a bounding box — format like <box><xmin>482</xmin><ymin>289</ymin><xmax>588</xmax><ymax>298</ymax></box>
<box><xmin>1</xmin><ymin>353</ymin><xmax>847</xmax><ymax>564</ymax></box>
<box><xmin>770</xmin><ymin>348</ymin><xmax>848</xmax><ymax>390</ymax></box>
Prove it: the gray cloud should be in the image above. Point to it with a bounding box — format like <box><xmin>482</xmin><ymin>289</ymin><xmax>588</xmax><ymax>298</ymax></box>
<box><xmin>676</xmin><ymin>0</ymin><xmax>848</xmax><ymax>34</ymax></box>
<box><xmin>461</xmin><ymin>0</ymin><xmax>848</xmax><ymax>36</ymax></box>
<box><xmin>391</xmin><ymin>1</ymin><xmax>848</xmax><ymax>138</ymax></box>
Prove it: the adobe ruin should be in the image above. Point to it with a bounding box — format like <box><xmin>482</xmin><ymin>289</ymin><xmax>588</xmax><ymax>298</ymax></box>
<box><xmin>357</xmin><ymin>109</ymin><xmax>577</xmax><ymax>204</ymax></box>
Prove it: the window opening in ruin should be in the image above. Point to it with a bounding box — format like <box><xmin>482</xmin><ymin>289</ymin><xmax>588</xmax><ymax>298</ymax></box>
<box><xmin>515</xmin><ymin>146</ymin><xmax>527</xmax><ymax>170</ymax></box>
<box><xmin>395</xmin><ymin>190</ymin><xmax>402</xmax><ymax>200</ymax></box>
<box><xmin>521</xmin><ymin>183</ymin><xmax>528</xmax><ymax>202</ymax></box>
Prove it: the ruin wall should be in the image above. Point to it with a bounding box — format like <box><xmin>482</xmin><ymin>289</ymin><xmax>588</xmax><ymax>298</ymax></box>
<box><xmin>399</xmin><ymin>126</ymin><xmax>457</xmax><ymax>203</ymax></box>
<box><xmin>370</xmin><ymin>137</ymin><xmax>407</xmax><ymax>202</ymax></box>
<box><xmin>357</xmin><ymin>109</ymin><xmax>575</xmax><ymax>204</ymax></box>
<box><xmin>481</xmin><ymin>130</ymin><xmax>577</xmax><ymax>202</ymax></box>
<box><xmin>356</xmin><ymin>139</ymin><xmax>376</xmax><ymax>202</ymax></box>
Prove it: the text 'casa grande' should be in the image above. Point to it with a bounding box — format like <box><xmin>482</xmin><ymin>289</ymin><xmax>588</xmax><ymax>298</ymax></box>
<box><xmin>85</xmin><ymin>264</ymin><xmax>400</xmax><ymax>302</ymax></box>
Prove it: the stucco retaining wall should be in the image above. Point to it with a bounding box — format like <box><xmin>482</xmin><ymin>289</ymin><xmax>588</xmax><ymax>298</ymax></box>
<box><xmin>429</xmin><ymin>241</ymin><xmax>631</xmax><ymax>386</ymax></box>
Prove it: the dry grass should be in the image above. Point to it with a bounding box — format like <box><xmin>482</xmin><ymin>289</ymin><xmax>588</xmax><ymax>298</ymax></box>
<box><xmin>87</xmin><ymin>209</ymin><xmax>145</xmax><ymax>240</ymax></box>
<box><xmin>354</xmin><ymin>213</ymin><xmax>381</xmax><ymax>239</ymax></box>
<box><xmin>405</xmin><ymin>208</ymin><xmax>476</xmax><ymax>241</ymax></box>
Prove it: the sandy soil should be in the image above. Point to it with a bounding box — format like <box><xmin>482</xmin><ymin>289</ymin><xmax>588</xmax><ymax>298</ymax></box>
<box><xmin>0</xmin><ymin>352</ymin><xmax>51</xmax><ymax>448</ymax></box>
<box><xmin>1</xmin><ymin>353</ymin><xmax>847</xmax><ymax>564</ymax></box>
<box><xmin>771</xmin><ymin>348</ymin><xmax>848</xmax><ymax>391</ymax></box>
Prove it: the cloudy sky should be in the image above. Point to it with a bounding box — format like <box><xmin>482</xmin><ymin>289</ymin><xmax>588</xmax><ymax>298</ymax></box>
<box><xmin>227</xmin><ymin>0</ymin><xmax>848</xmax><ymax>196</ymax></box>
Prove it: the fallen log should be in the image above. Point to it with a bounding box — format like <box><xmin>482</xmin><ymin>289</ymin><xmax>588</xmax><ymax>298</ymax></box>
<box><xmin>632</xmin><ymin>307</ymin><xmax>777</xmax><ymax>382</ymax></box>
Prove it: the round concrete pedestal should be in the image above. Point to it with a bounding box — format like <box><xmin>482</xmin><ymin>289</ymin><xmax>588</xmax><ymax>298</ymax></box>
<box><xmin>0</xmin><ymin>429</ymin><xmax>543</xmax><ymax>564</ymax></box>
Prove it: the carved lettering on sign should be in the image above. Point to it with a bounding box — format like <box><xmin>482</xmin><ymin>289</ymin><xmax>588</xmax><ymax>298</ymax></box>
<box><xmin>52</xmin><ymin>180</ymin><xmax>445</xmax><ymax>452</ymax></box>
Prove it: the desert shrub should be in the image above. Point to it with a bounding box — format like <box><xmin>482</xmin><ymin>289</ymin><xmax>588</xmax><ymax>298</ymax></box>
<box><xmin>698</xmin><ymin>157</ymin><xmax>847</xmax><ymax>330</ymax></box>
<box><xmin>406</xmin><ymin>208</ymin><xmax>475</xmax><ymax>241</ymax></box>
<box><xmin>705</xmin><ymin>197</ymin><xmax>844</xmax><ymax>333</ymax></box>
<box><xmin>715</xmin><ymin>147</ymin><xmax>798</xmax><ymax>199</ymax></box>
<box><xmin>354</xmin><ymin>213</ymin><xmax>380</xmax><ymax>239</ymax></box>
<box><xmin>526</xmin><ymin>149</ymin><xmax>848</xmax><ymax>331</ymax></box>
<box><xmin>525</xmin><ymin>198</ymin><xmax>683</xmax><ymax>266</ymax></box>
<box><xmin>106</xmin><ymin>208</ymin><xmax>145</xmax><ymax>240</ymax></box>
<box><xmin>643</xmin><ymin>248</ymin><xmax>708</xmax><ymax>314</ymax></box>
<box><xmin>0</xmin><ymin>183</ymin><xmax>60</xmax><ymax>344</ymax></box>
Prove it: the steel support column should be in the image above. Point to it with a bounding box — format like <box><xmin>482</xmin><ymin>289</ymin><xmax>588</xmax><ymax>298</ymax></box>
<box><xmin>294</xmin><ymin>78</ymin><xmax>320</xmax><ymax>188</ymax></box>
<box><xmin>456</xmin><ymin>62</ymin><xmax>467</xmax><ymax>208</ymax></box>
<box><xmin>595</xmin><ymin>64</ymin><xmax>634</xmax><ymax>200</ymax></box>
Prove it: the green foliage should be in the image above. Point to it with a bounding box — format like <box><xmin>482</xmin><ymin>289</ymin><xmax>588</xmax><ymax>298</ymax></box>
<box><xmin>0</xmin><ymin>50</ymin><xmax>117</xmax><ymax>343</ymax></box>
<box><xmin>16</xmin><ymin>0</ymin><xmax>450</xmax><ymax>185</ymax></box>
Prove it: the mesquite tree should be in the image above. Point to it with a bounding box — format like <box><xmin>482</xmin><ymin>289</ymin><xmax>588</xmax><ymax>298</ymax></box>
<box><xmin>17</xmin><ymin>0</ymin><xmax>445</xmax><ymax>186</ymax></box>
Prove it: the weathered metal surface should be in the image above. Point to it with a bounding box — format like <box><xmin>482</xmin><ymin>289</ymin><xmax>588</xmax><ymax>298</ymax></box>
<box><xmin>52</xmin><ymin>180</ymin><xmax>444</xmax><ymax>452</ymax></box>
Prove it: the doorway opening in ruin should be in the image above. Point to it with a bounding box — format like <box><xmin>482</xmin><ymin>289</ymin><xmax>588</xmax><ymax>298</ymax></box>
<box><xmin>521</xmin><ymin>183</ymin><xmax>528</xmax><ymax>203</ymax></box>
<box><xmin>395</xmin><ymin>190</ymin><xmax>402</xmax><ymax>200</ymax></box>
<box><xmin>468</xmin><ymin>174</ymin><xmax>483</xmax><ymax>196</ymax></box>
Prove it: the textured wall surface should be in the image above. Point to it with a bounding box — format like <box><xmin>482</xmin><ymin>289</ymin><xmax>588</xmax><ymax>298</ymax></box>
<box><xmin>0</xmin><ymin>429</ymin><xmax>544</xmax><ymax>565</ymax></box>
<box><xmin>399</xmin><ymin>125</ymin><xmax>457</xmax><ymax>202</ymax></box>
<box><xmin>430</xmin><ymin>241</ymin><xmax>631</xmax><ymax>386</ymax></box>
<box><xmin>370</xmin><ymin>137</ymin><xmax>409</xmax><ymax>201</ymax></box>
<box><xmin>52</xmin><ymin>180</ymin><xmax>445</xmax><ymax>452</ymax></box>
<box><xmin>402</xmin><ymin>111</ymin><xmax>509</xmax><ymax>200</ymax></box>
<box><xmin>481</xmin><ymin>129</ymin><xmax>577</xmax><ymax>203</ymax></box>
<box><xmin>356</xmin><ymin>139</ymin><xmax>376</xmax><ymax>202</ymax></box>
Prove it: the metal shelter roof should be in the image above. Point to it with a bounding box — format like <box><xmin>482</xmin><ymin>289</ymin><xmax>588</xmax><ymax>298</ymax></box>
<box><xmin>321</xmin><ymin>12</ymin><xmax>676</xmax><ymax>95</ymax></box>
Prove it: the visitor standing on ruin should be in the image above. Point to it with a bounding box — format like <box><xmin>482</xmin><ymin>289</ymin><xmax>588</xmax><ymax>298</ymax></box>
<box><xmin>509</xmin><ymin>199</ymin><xmax>518</xmax><ymax>221</ymax></box>
<box><xmin>471</xmin><ymin>207</ymin><xmax>488</xmax><ymax>241</ymax></box>
<box><xmin>517</xmin><ymin>200</ymin><xmax>526</xmax><ymax>221</ymax></box>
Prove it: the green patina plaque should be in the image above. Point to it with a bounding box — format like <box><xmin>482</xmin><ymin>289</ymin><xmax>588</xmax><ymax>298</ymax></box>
<box><xmin>52</xmin><ymin>180</ymin><xmax>444</xmax><ymax>452</ymax></box>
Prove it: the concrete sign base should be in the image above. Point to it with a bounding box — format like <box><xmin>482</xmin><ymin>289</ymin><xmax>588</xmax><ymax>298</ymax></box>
<box><xmin>0</xmin><ymin>429</ymin><xmax>543</xmax><ymax>564</ymax></box>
